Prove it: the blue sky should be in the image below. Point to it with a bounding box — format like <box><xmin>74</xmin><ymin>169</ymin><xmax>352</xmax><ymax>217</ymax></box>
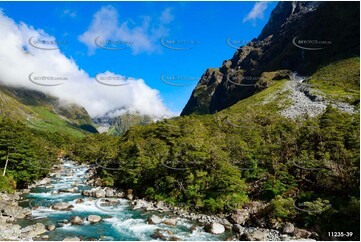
<box><xmin>0</xmin><ymin>1</ymin><xmax>277</xmax><ymax>115</ymax></box>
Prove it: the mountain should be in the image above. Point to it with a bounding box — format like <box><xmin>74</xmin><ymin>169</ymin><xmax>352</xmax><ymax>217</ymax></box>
<box><xmin>93</xmin><ymin>111</ymin><xmax>154</xmax><ymax>136</ymax></box>
<box><xmin>181</xmin><ymin>1</ymin><xmax>360</xmax><ymax>116</ymax></box>
<box><xmin>0</xmin><ymin>85</ymin><xmax>98</xmax><ymax>137</ymax></box>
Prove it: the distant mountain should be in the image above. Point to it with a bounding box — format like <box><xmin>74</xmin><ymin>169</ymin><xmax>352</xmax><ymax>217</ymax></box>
<box><xmin>181</xmin><ymin>1</ymin><xmax>360</xmax><ymax>115</ymax></box>
<box><xmin>93</xmin><ymin>111</ymin><xmax>154</xmax><ymax>136</ymax></box>
<box><xmin>0</xmin><ymin>85</ymin><xmax>97</xmax><ymax>137</ymax></box>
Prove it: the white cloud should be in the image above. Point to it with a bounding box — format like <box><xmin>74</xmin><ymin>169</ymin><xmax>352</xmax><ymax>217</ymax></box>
<box><xmin>160</xmin><ymin>8</ymin><xmax>174</xmax><ymax>24</ymax></box>
<box><xmin>243</xmin><ymin>2</ymin><xmax>270</xmax><ymax>23</ymax></box>
<box><xmin>78</xmin><ymin>5</ymin><xmax>174</xmax><ymax>55</ymax></box>
<box><xmin>62</xmin><ymin>9</ymin><xmax>77</xmax><ymax>18</ymax></box>
<box><xmin>0</xmin><ymin>11</ymin><xmax>173</xmax><ymax>118</ymax></box>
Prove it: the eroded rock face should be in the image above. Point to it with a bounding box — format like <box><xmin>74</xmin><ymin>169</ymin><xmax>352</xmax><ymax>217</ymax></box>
<box><xmin>181</xmin><ymin>2</ymin><xmax>359</xmax><ymax>116</ymax></box>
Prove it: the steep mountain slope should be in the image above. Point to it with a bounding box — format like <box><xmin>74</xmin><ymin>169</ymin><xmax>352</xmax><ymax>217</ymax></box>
<box><xmin>181</xmin><ymin>1</ymin><xmax>360</xmax><ymax>115</ymax></box>
<box><xmin>0</xmin><ymin>85</ymin><xmax>97</xmax><ymax>137</ymax></box>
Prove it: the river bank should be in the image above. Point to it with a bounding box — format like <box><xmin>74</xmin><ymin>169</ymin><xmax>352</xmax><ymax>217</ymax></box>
<box><xmin>0</xmin><ymin>159</ymin><xmax>316</xmax><ymax>241</ymax></box>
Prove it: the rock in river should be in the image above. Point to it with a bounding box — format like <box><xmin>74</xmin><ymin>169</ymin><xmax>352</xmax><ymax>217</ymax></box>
<box><xmin>63</xmin><ymin>237</ymin><xmax>81</xmax><ymax>241</ymax></box>
<box><xmin>70</xmin><ymin>216</ymin><xmax>84</xmax><ymax>225</ymax></box>
<box><xmin>147</xmin><ymin>214</ymin><xmax>162</xmax><ymax>224</ymax></box>
<box><xmin>52</xmin><ymin>202</ymin><xmax>74</xmax><ymax>211</ymax></box>
<box><xmin>88</xmin><ymin>215</ymin><xmax>102</xmax><ymax>223</ymax></box>
<box><xmin>204</xmin><ymin>222</ymin><xmax>225</xmax><ymax>234</ymax></box>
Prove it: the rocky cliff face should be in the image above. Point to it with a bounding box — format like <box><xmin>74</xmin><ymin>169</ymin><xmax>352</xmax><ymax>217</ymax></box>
<box><xmin>181</xmin><ymin>1</ymin><xmax>360</xmax><ymax>116</ymax></box>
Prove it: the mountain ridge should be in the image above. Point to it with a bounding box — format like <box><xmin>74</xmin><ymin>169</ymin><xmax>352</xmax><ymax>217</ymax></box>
<box><xmin>181</xmin><ymin>1</ymin><xmax>360</xmax><ymax>116</ymax></box>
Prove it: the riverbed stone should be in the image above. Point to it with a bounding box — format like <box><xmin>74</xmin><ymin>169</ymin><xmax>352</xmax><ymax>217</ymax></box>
<box><xmin>147</xmin><ymin>214</ymin><xmax>162</xmax><ymax>224</ymax></box>
<box><xmin>282</xmin><ymin>222</ymin><xmax>295</xmax><ymax>234</ymax></box>
<box><xmin>88</xmin><ymin>215</ymin><xmax>102</xmax><ymax>223</ymax></box>
<box><xmin>105</xmin><ymin>188</ymin><xmax>115</xmax><ymax>197</ymax></box>
<box><xmin>292</xmin><ymin>228</ymin><xmax>312</xmax><ymax>238</ymax></box>
<box><xmin>46</xmin><ymin>224</ymin><xmax>56</xmax><ymax>231</ymax></box>
<box><xmin>242</xmin><ymin>229</ymin><xmax>268</xmax><ymax>241</ymax></box>
<box><xmin>220</xmin><ymin>218</ymin><xmax>233</xmax><ymax>230</ymax></box>
<box><xmin>70</xmin><ymin>216</ymin><xmax>84</xmax><ymax>225</ymax></box>
<box><xmin>75</xmin><ymin>198</ymin><xmax>84</xmax><ymax>204</ymax></box>
<box><xmin>204</xmin><ymin>222</ymin><xmax>225</xmax><ymax>234</ymax></box>
<box><xmin>94</xmin><ymin>189</ymin><xmax>106</xmax><ymax>198</ymax></box>
<box><xmin>228</xmin><ymin>209</ymin><xmax>250</xmax><ymax>225</ymax></box>
<box><xmin>163</xmin><ymin>218</ymin><xmax>177</xmax><ymax>226</ymax></box>
<box><xmin>82</xmin><ymin>190</ymin><xmax>92</xmax><ymax>196</ymax></box>
<box><xmin>20</xmin><ymin>223</ymin><xmax>47</xmax><ymax>238</ymax></box>
<box><xmin>52</xmin><ymin>202</ymin><xmax>74</xmax><ymax>211</ymax></box>
<box><xmin>63</xmin><ymin>237</ymin><xmax>81</xmax><ymax>241</ymax></box>
<box><xmin>233</xmin><ymin>224</ymin><xmax>245</xmax><ymax>234</ymax></box>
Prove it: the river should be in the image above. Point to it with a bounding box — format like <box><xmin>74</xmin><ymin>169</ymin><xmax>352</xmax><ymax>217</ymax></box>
<box><xmin>17</xmin><ymin>160</ymin><xmax>232</xmax><ymax>241</ymax></box>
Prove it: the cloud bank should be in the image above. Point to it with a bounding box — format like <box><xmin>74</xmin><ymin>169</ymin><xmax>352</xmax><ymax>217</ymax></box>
<box><xmin>0</xmin><ymin>10</ymin><xmax>172</xmax><ymax>118</ymax></box>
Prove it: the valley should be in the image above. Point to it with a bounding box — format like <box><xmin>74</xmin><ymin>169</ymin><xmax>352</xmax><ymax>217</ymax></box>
<box><xmin>0</xmin><ymin>1</ymin><xmax>359</xmax><ymax>241</ymax></box>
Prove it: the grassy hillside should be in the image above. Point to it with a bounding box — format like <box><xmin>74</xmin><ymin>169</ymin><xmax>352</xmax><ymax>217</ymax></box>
<box><xmin>308</xmin><ymin>57</ymin><xmax>360</xmax><ymax>105</ymax></box>
<box><xmin>0</xmin><ymin>85</ymin><xmax>97</xmax><ymax>138</ymax></box>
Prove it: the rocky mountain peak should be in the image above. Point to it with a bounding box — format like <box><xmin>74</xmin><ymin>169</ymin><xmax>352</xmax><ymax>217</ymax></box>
<box><xmin>181</xmin><ymin>1</ymin><xmax>359</xmax><ymax>116</ymax></box>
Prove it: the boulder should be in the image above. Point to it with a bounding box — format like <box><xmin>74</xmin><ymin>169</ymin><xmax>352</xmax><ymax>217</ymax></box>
<box><xmin>37</xmin><ymin>177</ymin><xmax>51</xmax><ymax>186</ymax></box>
<box><xmin>63</xmin><ymin>237</ymin><xmax>81</xmax><ymax>241</ymax></box>
<box><xmin>94</xmin><ymin>190</ymin><xmax>105</xmax><ymax>198</ymax></box>
<box><xmin>220</xmin><ymin>218</ymin><xmax>233</xmax><ymax>230</ymax></box>
<box><xmin>204</xmin><ymin>222</ymin><xmax>225</xmax><ymax>234</ymax></box>
<box><xmin>169</xmin><ymin>236</ymin><xmax>182</xmax><ymax>241</ymax></box>
<box><xmin>163</xmin><ymin>218</ymin><xmax>177</xmax><ymax>226</ymax></box>
<box><xmin>282</xmin><ymin>222</ymin><xmax>295</xmax><ymax>234</ymax></box>
<box><xmin>228</xmin><ymin>209</ymin><xmax>250</xmax><ymax>225</ymax></box>
<box><xmin>243</xmin><ymin>229</ymin><xmax>268</xmax><ymax>241</ymax></box>
<box><xmin>156</xmin><ymin>201</ymin><xmax>165</xmax><ymax>209</ymax></box>
<box><xmin>87</xmin><ymin>215</ymin><xmax>102</xmax><ymax>223</ymax></box>
<box><xmin>46</xmin><ymin>224</ymin><xmax>56</xmax><ymax>231</ymax></box>
<box><xmin>147</xmin><ymin>215</ymin><xmax>162</xmax><ymax>224</ymax></box>
<box><xmin>133</xmin><ymin>199</ymin><xmax>148</xmax><ymax>210</ymax></box>
<box><xmin>151</xmin><ymin>230</ymin><xmax>167</xmax><ymax>240</ymax></box>
<box><xmin>82</xmin><ymin>190</ymin><xmax>92</xmax><ymax>196</ymax></box>
<box><xmin>105</xmin><ymin>188</ymin><xmax>115</xmax><ymax>197</ymax></box>
<box><xmin>70</xmin><ymin>216</ymin><xmax>84</xmax><ymax>225</ymax></box>
<box><xmin>52</xmin><ymin>202</ymin><xmax>74</xmax><ymax>211</ymax></box>
<box><xmin>116</xmin><ymin>191</ymin><xmax>125</xmax><ymax>198</ymax></box>
<box><xmin>75</xmin><ymin>198</ymin><xmax>84</xmax><ymax>204</ymax></box>
<box><xmin>233</xmin><ymin>224</ymin><xmax>245</xmax><ymax>235</ymax></box>
<box><xmin>20</xmin><ymin>223</ymin><xmax>47</xmax><ymax>238</ymax></box>
<box><xmin>151</xmin><ymin>229</ymin><xmax>173</xmax><ymax>240</ymax></box>
<box><xmin>22</xmin><ymin>189</ymin><xmax>31</xmax><ymax>194</ymax></box>
<box><xmin>292</xmin><ymin>228</ymin><xmax>312</xmax><ymax>239</ymax></box>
